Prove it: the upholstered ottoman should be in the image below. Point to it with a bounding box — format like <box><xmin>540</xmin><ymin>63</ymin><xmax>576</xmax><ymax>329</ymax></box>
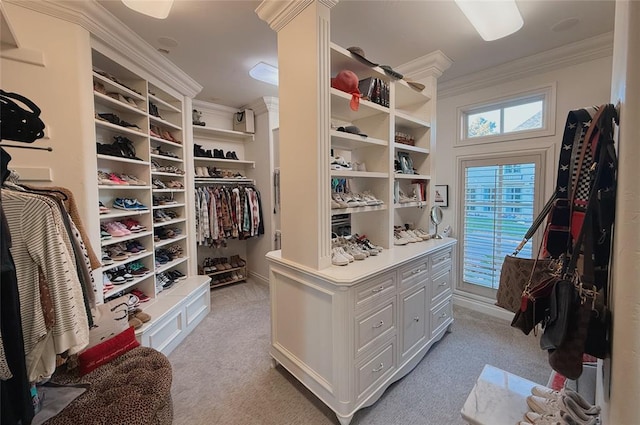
<box><xmin>43</xmin><ymin>346</ymin><xmax>173</xmax><ymax>425</ymax></box>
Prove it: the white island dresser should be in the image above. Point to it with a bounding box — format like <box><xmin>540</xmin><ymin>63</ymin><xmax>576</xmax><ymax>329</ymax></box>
<box><xmin>266</xmin><ymin>238</ymin><xmax>456</xmax><ymax>425</ymax></box>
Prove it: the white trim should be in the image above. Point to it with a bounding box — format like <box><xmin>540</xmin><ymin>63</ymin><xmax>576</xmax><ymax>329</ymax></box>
<box><xmin>452</xmin><ymin>290</ymin><xmax>513</xmax><ymax>322</ymax></box>
<box><xmin>7</xmin><ymin>0</ymin><xmax>202</xmax><ymax>98</ymax></box>
<box><xmin>455</xmin><ymin>149</ymin><xmax>548</xmax><ymax>299</ymax></box>
<box><xmin>395</xmin><ymin>50</ymin><xmax>453</xmax><ymax>80</ymax></box>
<box><xmin>249</xmin><ymin>270</ymin><xmax>269</xmax><ymax>285</ymax></box>
<box><xmin>255</xmin><ymin>0</ymin><xmax>337</xmax><ymax>32</ymax></box>
<box><xmin>456</xmin><ymin>83</ymin><xmax>556</xmax><ymax>147</ymax></box>
<box><xmin>439</xmin><ymin>32</ymin><xmax>613</xmax><ymax>99</ymax></box>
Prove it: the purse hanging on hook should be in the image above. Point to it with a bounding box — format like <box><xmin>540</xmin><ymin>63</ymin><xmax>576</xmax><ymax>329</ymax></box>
<box><xmin>0</xmin><ymin>90</ymin><xmax>46</xmax><ymax>143</ymax></box>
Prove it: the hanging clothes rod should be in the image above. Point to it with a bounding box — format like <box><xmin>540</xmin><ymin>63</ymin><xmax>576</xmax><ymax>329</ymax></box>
<box><xmin>194</xmin><ymin>178</ymin><xmax>255</xmax><ymax>185</ymax></box>
<box><xmin>0</xmin><ymin>143</ymin><xmax>53</xmax><ymax>151</ymax></box>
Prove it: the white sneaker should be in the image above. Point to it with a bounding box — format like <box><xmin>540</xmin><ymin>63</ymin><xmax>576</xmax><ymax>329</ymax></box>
<box><xmin>331</xmin><ymin>248</ymin><xmax>349</xmax><ymax>266</ymax></box>
<box><xmin>337</xmin><ymin>247</ymin><xmax>354</xmax><ymax>262</ymax></box>
<box><xmin>525</xmin><ymin>411</ymin><xmax>598</xmax><ymax>425</ymax></box>
<box><xmin>531</xmin><ymin>387</ymin><xmax>600</xmax><ymax>416</ymax></box>
<box><xmin>393</xmin><ymin>232</ymin><xmax>409</xmax><ymax>245</ymax></box>
<box><xmin>527</xmin><ymin>396</ymin><xmax>599</xmax><ymax>423</ymax></box>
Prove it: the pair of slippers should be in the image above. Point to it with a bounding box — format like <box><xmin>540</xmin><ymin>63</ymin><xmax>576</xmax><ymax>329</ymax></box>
<box><xmin>128</xmin><ymin>308</ymin><xmax>151</xmax><ymax>329</ymax></box>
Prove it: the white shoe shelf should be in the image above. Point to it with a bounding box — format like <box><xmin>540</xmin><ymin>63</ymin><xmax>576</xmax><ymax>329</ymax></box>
<box><xmin>258</xmin><ymin>4</ymin><xmax>454</xmax><ymax>423</ymax></box>
<box><xmin>91</xmin><ymin>45</ymin><xmax>210</xmax><ymax>355</ymax></box>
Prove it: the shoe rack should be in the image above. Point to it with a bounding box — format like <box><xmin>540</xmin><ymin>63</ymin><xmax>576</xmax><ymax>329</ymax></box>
<box><xmin>92</xmin><ymin>48</ymin><xmax>189</xmax><ymax>303</ymax></box>
<box><xmin>191</xmin><ymin>101</ymin><xmax>256</xmax><ymax>289</ymax></box>
<box><xmin>329</xmin><ymin>43</ymin><xmax>434</xmax><ymax>250</ymax></box>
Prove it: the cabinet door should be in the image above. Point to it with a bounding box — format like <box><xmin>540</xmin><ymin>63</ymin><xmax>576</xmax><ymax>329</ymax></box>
<box><xmin>401</xmin><ymin>286</ymin><xmax>427</xmax><ymax>357</ymax></box>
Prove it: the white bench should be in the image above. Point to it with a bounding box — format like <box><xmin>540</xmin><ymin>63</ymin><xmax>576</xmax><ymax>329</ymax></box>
<box><xmin>461</xmin><ymin>364</ymin><xmax>539</xmax><ymax>425</ymax></box>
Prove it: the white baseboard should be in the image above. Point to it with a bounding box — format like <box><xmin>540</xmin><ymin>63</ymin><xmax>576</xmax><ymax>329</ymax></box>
<box><xmin>452</xmin><ymin>291</ymin><xmax>513</xmax><ymax>322</ymax></box>
<box><xmin>249</xmin><ymin>270</ymin><xmax>269</xmax><ymax>285</ymax></box>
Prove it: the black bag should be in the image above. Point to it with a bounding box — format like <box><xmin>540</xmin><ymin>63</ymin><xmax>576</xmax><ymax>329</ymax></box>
<box><xmin>510</xmin><ymin>276</ymin><xmax>557</xmax><ymax>335</ymax></box>
<box><xmin>540</xmin><ymin>279</ymin><xmax>576</xmax><ymax>350</ymax></box>
<box><xmin>0</xmin><ymin>90</ymin><xmax>46</xmax><ymax>143</ymax></box>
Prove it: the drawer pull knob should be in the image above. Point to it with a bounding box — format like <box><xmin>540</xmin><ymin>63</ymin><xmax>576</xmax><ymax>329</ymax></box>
<box><xmin>371</xmin><ymin>286</ymin><xmax>385</xmax><ymax>293</ymax></box>
<box><xmin>372</xmin><ymin>362</ymin><xmax>384</xmax><ymax>373</ymax></box>
<box><xmin>373</xmin><ymin>320</ymin><xmax>384</xmax><ymax>328</ymax></box>
<box><xmin>414</xmin><ymin>316</ymin><xmax>420</xmax><ymax>322</ymax></box>
<box><xmin>438</xmin><ymin>282</ymin><xmax>448</xmax><ymax>287</ymax></box>
<box><xmin>439</xmin><ymin>313</ymin><xmax>448</xmax><ymax>320</ymax></box>
<box><xmin>411</xmin><ymin>268</ymin><xmax>425</xmax><ymax>275</ymax></box>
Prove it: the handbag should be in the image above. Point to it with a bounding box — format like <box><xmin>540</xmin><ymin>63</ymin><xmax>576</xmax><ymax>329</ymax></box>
<box><xmin>510</xmin><ymin>275</ymin><xmax>558</xmax><ymax>335</ymax></box>
<box><xmin>539</xmin><ymin>278</ymin><xmax>576</xmax><ymax>350</ymax></box>
<box><xmin>0</xmin><ymin>89</ymin><xmax>46</xmax><ymax>143</ymax></box>
<box><xmin>496</xmin><ymin>195</ymin><xmax>558</xmax><ymax>313</ymax></box>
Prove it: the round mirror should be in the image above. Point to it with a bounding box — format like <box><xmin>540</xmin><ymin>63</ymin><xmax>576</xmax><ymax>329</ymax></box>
<box><xmin>430</xmin><ymin>206</ymin><xmax>444</xmax><ymax>239</ymax></box>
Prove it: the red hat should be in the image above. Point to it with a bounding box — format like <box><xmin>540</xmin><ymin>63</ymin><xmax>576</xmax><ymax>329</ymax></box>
<box><xmin>331</xmin><ymin>70</ymin><xmax>361</xmax><ymax>111</ymax></box>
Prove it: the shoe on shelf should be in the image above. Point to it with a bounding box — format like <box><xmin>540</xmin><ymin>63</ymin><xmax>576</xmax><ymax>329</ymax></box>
<box><xmin>128</xmin><ymin>261</ymin><xmax>149</xmax><ymax>277</ymax></box>
<box><xmin>101</xmin><ymin>249</ymin><xmax>114</xmax><ymax>266</ymax></box>
<box><xmin>130</xmin><ymin>288</ymin><xmax>150</xmax><ymax>302</ymax></box>
<box><xmin>98</xmin><ymin>201</ymin><xmax>111</xmax><ymax>214</ymax></box>
<box><xmin>331</xmin><ymin>248</ymin><xmax>350</xmax><ymax>266</ymax></box>
<box><xmin>113</xmin><ymin>198</ymin><xmax>148</xmax><ymax>211</ymax></box>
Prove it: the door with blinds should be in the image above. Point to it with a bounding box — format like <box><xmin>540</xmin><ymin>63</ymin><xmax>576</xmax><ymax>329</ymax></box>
<box><xmin>458</xmin><ymin>153</ymin><xmax>544</xmax><ymax>298</ymax></box>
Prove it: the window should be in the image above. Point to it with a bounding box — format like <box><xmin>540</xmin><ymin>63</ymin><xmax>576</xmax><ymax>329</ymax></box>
<box><xmin>457</xmin><ymin>85</ymin><xmax>555</xmax><ymax>146</ymax></box>
<box><xmin>457</xmin><ymin>153</ymin><xmax>544</xmax><ymax>298</ymax></box>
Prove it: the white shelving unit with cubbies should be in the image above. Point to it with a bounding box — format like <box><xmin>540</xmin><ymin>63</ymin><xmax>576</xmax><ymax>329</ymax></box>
<box><xmin>91</xmin><ymin>44</ymin><xmax>209</xmax><ymax>356</ymax></box>
<box><xmin>258</xmin><ymin>4</ymin><xmax>455</xmax><ymax>424</ymax></box>
<box><xmin>191</xmin><ymin>100</ymin><xmax>257</xmax><ymax>289</ymax></box>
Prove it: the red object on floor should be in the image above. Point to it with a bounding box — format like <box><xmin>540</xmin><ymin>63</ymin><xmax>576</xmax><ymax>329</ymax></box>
<box><xmin>549</xmin><ymin>371</ymin><xmax>567</xmax><ymax>390</ymax></box>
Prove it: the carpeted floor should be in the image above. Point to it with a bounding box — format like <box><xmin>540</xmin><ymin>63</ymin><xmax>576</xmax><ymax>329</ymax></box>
<box><xmin>168</xmin><ymin>279</ymin><xmax>550</xmax><ymax>425</ymax></box>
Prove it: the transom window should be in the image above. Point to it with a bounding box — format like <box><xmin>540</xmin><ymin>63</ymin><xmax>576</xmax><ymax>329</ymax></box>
<box><xmin>457</xmin><ymin>85</ymin><xmax>555</xmax><ymax>146</ymax></box>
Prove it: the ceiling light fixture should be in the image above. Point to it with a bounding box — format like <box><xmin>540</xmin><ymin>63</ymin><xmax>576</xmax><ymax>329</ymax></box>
<box><xmin>454</xmin><ymin>0</ymin><xmax>524</xmax><ymax>41</ymax></box>
<box><xmin>249</xmin><ymin>62</ymin><xmax>278</xmax><ymax>86</ymax></box>
<box><xmin>121</xmin><ymin>0</ymin><xmax>174</xmax><ymax>19</ymax></box>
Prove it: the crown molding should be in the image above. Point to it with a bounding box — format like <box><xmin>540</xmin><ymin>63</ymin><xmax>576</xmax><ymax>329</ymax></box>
<box><xmin>256</xmin><ymin>0</ymin><xmax>338</xmax><ymax>32</ymax></box>
<box><xmin>193</xmin><ymin>99</ymin><xmax>240</xmax><ymax>119</ymax></box>
<box><xmin>245</xmin><ymin>96</ymin><xmax>279</xmax><ymax>115</ymax></box>
<box><xmin>438</xmin><ymin>32</ymin><xmax>614</xmax><ymax>99</ymax></box>
<box><xmin>396</xmin><ymin>50</ymin><xmax>453</xmax><ymax>80</ymax></box>
<box><xmin>7</xmin><ymin>0</ymin><xmax>202</xmax><ymax>98</ymax></box>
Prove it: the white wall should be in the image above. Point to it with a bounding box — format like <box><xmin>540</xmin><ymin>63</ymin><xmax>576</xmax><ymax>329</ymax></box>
<box><xmin>436</xmin><ymin>53</ymin><xmax>612</xmax><ymax>316</ymax></box>
<box><xmin>603</xmin><ymin>1</ymin><xmax>640</xmax><ymax>423</ymax></box>
<box><xmin>1</xmin><ymin>2</ymin><xmax>98</xmax><ymax>257</ymax></box>
<box><xmin>245</xmin><ymin>97</ymin><xmax>279</xmax><ymax>284</ymax></box>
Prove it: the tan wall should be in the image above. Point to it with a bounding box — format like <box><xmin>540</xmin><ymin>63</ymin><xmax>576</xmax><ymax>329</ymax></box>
<box><xmin>1</xmin><ymin>3</ymin><xmax>99</xmax><ymax>256</ymax></box>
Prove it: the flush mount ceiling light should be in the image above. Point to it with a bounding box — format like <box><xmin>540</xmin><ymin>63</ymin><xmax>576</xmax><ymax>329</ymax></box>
<box><xmin>249</xmin><ymin>62</ymin><xmax>278</xmax><ymax>86</ymax></box>
<box><xmin>122</xmin><ymin>0</ymin><xmax>174</xmax><ymax>19</ymax></box>
<box><xmin>454</xmin><ymin>0</ymin><xmax>524</xmax><ymax>41</ymax></box>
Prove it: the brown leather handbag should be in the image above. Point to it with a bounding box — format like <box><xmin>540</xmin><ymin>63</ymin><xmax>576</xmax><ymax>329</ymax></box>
<box><xmin>496</xmin><ymin>195</ymin><xmax>558</xmax><ymax>313</ymax></box>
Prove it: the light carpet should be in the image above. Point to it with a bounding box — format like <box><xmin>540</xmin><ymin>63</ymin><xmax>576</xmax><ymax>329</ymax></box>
<box><xmin>168</xmin><ymin>280</ymin><xmax>550</xmax><ymax>425</ymax></box>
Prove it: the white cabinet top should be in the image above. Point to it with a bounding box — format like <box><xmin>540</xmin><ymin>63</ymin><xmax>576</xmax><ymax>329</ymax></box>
<box><xmin>266</xmin><ymin>238</ymin><xmax>456</xmax><ymax>285</ymax></box>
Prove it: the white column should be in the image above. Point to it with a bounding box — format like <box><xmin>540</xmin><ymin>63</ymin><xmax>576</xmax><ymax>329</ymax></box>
<box><xmin>256</xmin><ymin>0</ymin><xmax>337</xmax><ymax>270</ymax></box>
<box><xmin>604</xmin><ymin>1</ymin><xmax>640</xmax><ymax>424</ymax></box>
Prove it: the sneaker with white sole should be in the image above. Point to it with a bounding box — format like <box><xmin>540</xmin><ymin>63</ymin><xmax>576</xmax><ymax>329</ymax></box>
<box><xmin>331</xmin><ymin>248</ymin><xmax>350</xmax><ymax>266</ymax></box>
<box><xmin>527</xmin><ymin>395</ymin><xmax>600</xmax><ymax>423</ymax></box>
<box><xmin>531</xmin><ymin>387</ymin><xmax>601</xmax><ymax>416</ymax></box>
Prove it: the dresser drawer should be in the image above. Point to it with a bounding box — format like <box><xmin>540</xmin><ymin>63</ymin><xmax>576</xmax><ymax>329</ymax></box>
<box><xmin>401</xmin><ymin>286</ymin><xmax>427</xmax><ymax>357</ymax></box>
<box><xmin>430</xmin><ymin>299</ymin><xmax>453</xmax><ymax>339</ymax></box>
<box><xmin>398</xmin><ymin>257</ymin><xmax>429</xmax><ymax>291</ymax></box>
<box><xmin>430</xmin><ymin>247</ymin><xmax>452</xmax><ymax>272</ymax></box>
<box><xmin>356</xmin><ymin>342</ymin><xmax>395</xmax><ymax>396</ymax></box>
<box><xmin>431</xmin><ymin>267</ymin><xmax>452</xmax><ymax>305</ymax></box>
<box><xmin>356</xmin><ymin>301</ymin><xmax>395</xmax><ymax>355</ymax></box>
<box><xmin>354</xmin><ymin>272</ymin><xmax>396</xmax><ymax>312</ymax></box>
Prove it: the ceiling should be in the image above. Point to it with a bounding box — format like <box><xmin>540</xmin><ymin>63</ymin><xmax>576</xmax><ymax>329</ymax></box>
<box><xmin>98</xmin><ymin>0</ymin><xmax>615</xmax><ymax>109</ymax></box>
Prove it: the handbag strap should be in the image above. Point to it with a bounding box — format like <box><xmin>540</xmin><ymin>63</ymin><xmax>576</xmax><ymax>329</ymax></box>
<box><xmin>563</xmin><ymin>104</ymin><xmax>617</xmax><ymax>277</ymax></box>
<box><xmin>512</xmin><ymin>192</ymin><xmax>557</xmax><ymax>255</ymax></box>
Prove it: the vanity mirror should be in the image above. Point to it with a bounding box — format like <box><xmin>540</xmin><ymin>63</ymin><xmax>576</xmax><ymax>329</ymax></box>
<box><xmin>430</xmin><ymin>205</ymin><xmax>443</xmax><ymax>239</ymax></box>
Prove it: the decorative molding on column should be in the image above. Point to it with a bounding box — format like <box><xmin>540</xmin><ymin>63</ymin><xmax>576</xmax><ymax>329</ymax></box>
<box><xmin>245</xmin><ymin>96</ymin><xmax>279</xmax><ymax>116</ymax></box>
<box><xmin>192</xmin><ymin>99</ymin><xmax>239</xmax><ymax>119</ymax></box>
<box><xmin>256</xmin><ymin>0</ymin><xmax>337</xmax><ymax>32</ymax></box>
<box><xmin>7</xmin><ymin>0</ymin><xmax>202</xmax><ymax>97</ymax></box>
<box><xmin>395</xmin><ymin>50</ymin><xmax>453</xmax><ymax>81</ymax></box>
<box><xmin>317</xmin><ymin>11</ymin><xmax>331</xmax><ymax>269</ymax></box>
